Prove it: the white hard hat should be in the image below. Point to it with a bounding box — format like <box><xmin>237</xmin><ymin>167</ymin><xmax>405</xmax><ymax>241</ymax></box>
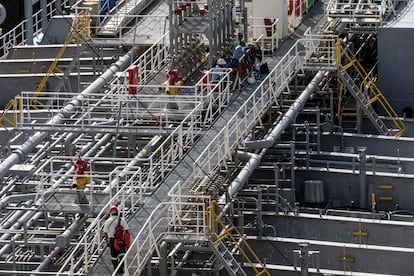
<box><xmin>247</xmin><ymin>76</ymin><xmax>256</xmax><ymax>84</ymax></box>
<box><xmin>217</xmin><ymin>58</ymin><xmax>226</xmax><ymax>66</ymax></box>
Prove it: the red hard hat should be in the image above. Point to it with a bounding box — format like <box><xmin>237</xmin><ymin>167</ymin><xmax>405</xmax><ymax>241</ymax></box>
<box><xmin>109</xmin><ymin>206</ymin><xmax>118</xmax><ymax>214</ymax></box>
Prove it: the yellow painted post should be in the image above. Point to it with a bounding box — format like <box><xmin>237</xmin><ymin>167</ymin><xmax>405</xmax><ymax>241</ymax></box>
<box><xmin>371</xmin><ymin>193</ymin><xmax>376</xmax><ymax>210</ymax></box>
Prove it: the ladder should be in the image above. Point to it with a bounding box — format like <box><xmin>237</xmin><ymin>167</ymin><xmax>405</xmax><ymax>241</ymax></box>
<box><xmin>336</xmin><ymin>40</ymin><xmax>405</xmax><ymax>137</ymax></box>
<box><xmin>337</xmin><ymin>69</ymin><xmax>392</xmax><ymax>135</ymax></box>
<box><xmin>209</xmin><ymin>232</ymin><xmax>247</xmax><ymax>276</ymax></box>
<box><xmin>30</xmin><ymin>9</ymin><xmax>91</xmax><ymax>109</ymax></box>
<box><xmin>207</xmin><ymin>203</ymin><xmax>271</xmax><ymax>276</ymax></box>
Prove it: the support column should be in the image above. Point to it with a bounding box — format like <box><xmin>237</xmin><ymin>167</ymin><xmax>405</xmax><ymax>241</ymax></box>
<box><xmin>159</xmin><ymin>241</ymin><xmax>168</xmax><ymax>276</ymax></box>
<box><xmin>24</xmin><ymin>0</ymin><xmax>34</xmax><ymax>45</ymax></box>
<box><xmin>358</xmin><ymin>147</ymin><xmax>367</xmax><ymax>209</ymax></box>
<box><xmin>274</xmin><ymin>163</ymin><xmax>279</xmax><ymax>212</ymax></box>
<box><xmin>299</xmin><ymin>242</ymin><xmax>309</xmax><ymax>276</ymax></box>
<box><xmin>55</xmin><ymin>0</ymin><xmax>62</xmax><ymax>13</ymax></box>
<box><xmin>40</xmin><ymin>0</ymin><xmax>48</xmax><ymax>32</ymax></box>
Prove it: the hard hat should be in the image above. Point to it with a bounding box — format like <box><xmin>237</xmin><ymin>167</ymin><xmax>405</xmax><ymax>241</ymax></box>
<box><xmin>217</xmin><ymin>58</ymin><xmax>226</xmax><ymax>66</ymax></box>
<box><xmin>247</xmin><ymin>76</ymin><xmax>256</xmax><ymax>85</ymax></box>
<box><xmin>109</xmin><ymin>206</ymin><xmax>118</xmax><ymax>214</ymax></box>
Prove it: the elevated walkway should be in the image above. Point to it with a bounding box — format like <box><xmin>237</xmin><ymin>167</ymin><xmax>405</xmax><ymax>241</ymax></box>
<box><xmin>89</xmin><ymin>34</ymin><xmax>336</xmax><ymax>275</ymax></box>
<box><xmin>325</xmin><ymin>0</ymin><xmax>395</xmax><ymax>32</ymax></box>
<box><xmin>96</xmin><ymin>0</ymin><xmax>160</xmax><ymax>36</ymax></box>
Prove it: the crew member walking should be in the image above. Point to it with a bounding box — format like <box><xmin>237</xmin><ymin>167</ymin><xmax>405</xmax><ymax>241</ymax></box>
<box><xmin>103</xmin><ymin>206</ymin><xmax>130</xmax><ymax>274</ymax></box>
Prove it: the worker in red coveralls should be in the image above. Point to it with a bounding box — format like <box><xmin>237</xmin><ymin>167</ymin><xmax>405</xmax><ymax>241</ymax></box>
<box><xmin>165</xmin><ymin>69</ymin><xmax>178</xmax><ymax>95</ymax></box>
<box><xmin>72</xmin><ymin>152</ymin><xmax>89</xmax><ymax>204</ymax></box>
<box><xmin>165</xmin><ymin>68</ymin><xmax>179</xmax><ymax>109</ymax></box>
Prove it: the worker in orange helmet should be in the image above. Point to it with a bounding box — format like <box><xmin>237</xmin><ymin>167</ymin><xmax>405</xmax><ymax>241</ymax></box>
<box><xmin>103</xmin><ymin>206</ymin><xmax>131</xmax><ymax>274</ymax></box>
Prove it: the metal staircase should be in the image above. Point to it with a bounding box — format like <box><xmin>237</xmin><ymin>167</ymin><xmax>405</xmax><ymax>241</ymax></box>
<box><xmin>336</xmin><ymin>40</ymin><xmax>405</xmax><ymax>137</ymax></box>
<box><xmin>207</xmin><ymin>203</ymin><xmax>271</xmax><ymax>276</ymax></box>
<box><xmin>209</xmin><ymin>232</ymin><xmax>248</xmax><ymax>276</ymax></box>
<box><xmin>30</xmin><ymin>9</ymin><xmax>91</xmax><ymax>109</ymax></box>
<box><xmin>96</xmin><ymin>0</ymin><xmax>156</xmax><ymax>36</ymax></box>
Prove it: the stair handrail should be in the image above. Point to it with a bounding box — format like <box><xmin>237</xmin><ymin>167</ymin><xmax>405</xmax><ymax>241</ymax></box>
<box><xmin>30</xmin><ymin>9</ymin><xmax>91</xmax><ymax>109</ymax></box>
<box><xmin>336</xmin><ymin>39</ymin><xmax>405</xmax><ymax>137</ymax></box>
<box><xmin>207</xmin><ymin>200</ymin><xmax>271</xmax><ymax>276</ymax></box>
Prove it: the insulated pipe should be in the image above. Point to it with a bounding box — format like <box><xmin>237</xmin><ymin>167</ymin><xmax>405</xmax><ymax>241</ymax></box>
<box><xmin>0</xmin><ymin>48</ymin><xmax>137</xmax><ymax>179</ymax></box>
<box><xmin>243</xmin><ymin>71</ymin><xmax>327</xmax><ymax>150</ymax></box>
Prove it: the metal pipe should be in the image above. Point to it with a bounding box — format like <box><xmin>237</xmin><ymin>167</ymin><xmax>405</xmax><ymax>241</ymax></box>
<box><xmin>0</xmin><ymin>194</ymin><xmax>40</xmax><ymax>211</ymax></box>
<box><xmin>0</xmin><ymin>201</ymin><xmax>32</xmax><ymax>230</ymax></box>
<box><xmin>32</xmin><ymin>121</ymin><xmax>151</xmax><ymax>271</ymax></box>
<box><xmin>103</xmin><ymin>135</ymin><xmax>162</xmax><ymax>193</ymax></box>
<box><xmin>0</xmin><ymin>180</ymin><xmax>16</xmax><ymax>198</ymax></box>
<box><xmin>0</xmin><ymin>48</ymin><xmax>137</xmax><ymax>179</ymax></box>
<box><xmin>55</xmin><ymin>215</ymin><xmax>88</xmax><ymax>248</ymax></box>
<box><xmin>34</xmin><ymin>215</ymin><xmax>88</xmax><ymax>273</ymax></box>
<box><xmin>244</xmin><ymin>71</ymin><xmax>327</xmax><ymax>150</ymax></box>
<box><xmin>218</xmin><ymin>149</ymin><xmax>267</xmax><ymax>206</ymax></box>
<box><xmin>159</xmin><ymin>241</ymin><xmax>168</xmax><ymax>276</ymax></box>
<box><xmin>219</xmin><ymin>71</ymin><xmax>328</xmax><ymax>216</ymax></box>
<box><xmin>0</xmin><ymin>211</ymin><xmax>41</xmax><ymax>256</ymax></box>
<box><xmin>0</xmin><ymin>133</ymin><xmax>112</xmax><ymax>258</ymax></box>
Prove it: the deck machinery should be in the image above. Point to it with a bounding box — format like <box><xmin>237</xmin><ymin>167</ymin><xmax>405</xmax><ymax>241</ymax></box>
<box><xmin>0</xmin><ymin>0</ymin><xmax>413</xmax><ymax>275</ymax></box>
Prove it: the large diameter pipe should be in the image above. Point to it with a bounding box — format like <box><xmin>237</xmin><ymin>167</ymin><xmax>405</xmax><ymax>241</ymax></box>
<box><xmin>218</xmin><ymin>149</ymin><xmax>266</xmax><ymax>205</ymax></box>
<box><xmin>0</xmin><ymin>48</ymin><xmax>137</xmax><ymax>179</ymax></box>
<box><xmin>34</xmin><ymin>215</ymin><xmax>88</xmax><ymax>273</ymax></box>
<box><xmin>244</xmin><ymin>71</ymin><xmax>327</xmax><ymax>150</ymax></box>
<box><xmin>55</xmin><ymin>215</ymin><xmax>88</xmax><ymax>248</ymax></box>
<box><xmin>219</xmin><ymin>70</ymin><xmax>328</xmax><ymax>214</ymax></box>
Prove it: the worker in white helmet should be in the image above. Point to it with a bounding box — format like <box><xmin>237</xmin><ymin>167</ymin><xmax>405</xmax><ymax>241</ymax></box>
<box><xmin>211</xmin><ymin>58</ymin><xmax>227</xmax><ymax>82</ymax></box>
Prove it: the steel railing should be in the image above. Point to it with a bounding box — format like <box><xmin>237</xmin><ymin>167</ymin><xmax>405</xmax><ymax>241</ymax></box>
<box><xmin>0</xmin><ymin>0</ymin><xmax>72</xmax><ymax>58</ymax></box>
